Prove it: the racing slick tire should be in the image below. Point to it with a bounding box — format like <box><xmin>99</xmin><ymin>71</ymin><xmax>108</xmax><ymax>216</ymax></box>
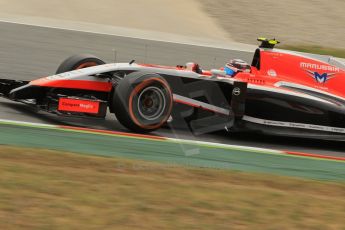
<box><xmin>113</xmin><ymin>72</ymin><xmax>173</xmax><ymax>133</ymax></box>
<box><xmin>56</xmin><ymin>54</ymin><xmax>106</xmax><ymax>74</ymax></box>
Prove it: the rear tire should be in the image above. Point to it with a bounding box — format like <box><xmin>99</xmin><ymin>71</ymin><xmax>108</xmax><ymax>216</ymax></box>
<box><xmin>113</xmin><ymin>72</ymin><xmax>173</xmax><ymax>133</ymax></box>
<box><xmin>56</xmin><ymin>54</ymin><xmax>106</xmax><ymax>74</ymax></box>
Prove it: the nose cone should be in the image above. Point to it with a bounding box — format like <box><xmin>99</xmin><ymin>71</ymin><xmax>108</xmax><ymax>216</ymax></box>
<box><xmin>9</xmin><ymin>83</ymin><xmax>42</xmax><ymax>100</ymax></box>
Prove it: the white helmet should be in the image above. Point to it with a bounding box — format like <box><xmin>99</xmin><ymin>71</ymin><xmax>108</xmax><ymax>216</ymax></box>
<box><xmin>226</xmin><ymin>59</ymin><xmax>250</xmax><ymax>72</ymax></box>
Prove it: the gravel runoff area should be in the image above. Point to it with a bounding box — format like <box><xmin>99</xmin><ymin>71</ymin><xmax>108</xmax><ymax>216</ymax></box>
<box><xmin>0</xmin><ymin>0</ymin><xmax>231</xmax><ymax>42</ymax></box>
<box><xmin>0</xmin><ymin>0</ymin><xmax>343</xmax><ymax>49</ymax></box>
<box><xmin>198</xmin><ymin>0</ymin><xmax>345</xmax><ymax>49</ymax></box>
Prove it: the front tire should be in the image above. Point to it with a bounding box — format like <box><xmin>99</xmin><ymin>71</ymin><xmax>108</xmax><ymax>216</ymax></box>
<box><xmin>56</xmin><ymin>54</ymin><xmax>106</xmax><ymax>74</ymax></box>
<box><xmin>113</xmin><ymin>72</ymin><xmax>173</xmax><ymax>133</ymax></box>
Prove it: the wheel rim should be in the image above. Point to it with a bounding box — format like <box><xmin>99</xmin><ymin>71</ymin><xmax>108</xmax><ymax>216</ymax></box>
<box><xmin>137</xmin><ymin>86</ymin><xmax>166</xmax><ymax>121</ymax></box>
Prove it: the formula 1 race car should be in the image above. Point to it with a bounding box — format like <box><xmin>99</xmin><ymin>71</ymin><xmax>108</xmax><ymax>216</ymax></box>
<box><xmin>1</xmin><ymin>38</ymin><xmax>345</xmax><ymax>139</ymax></box>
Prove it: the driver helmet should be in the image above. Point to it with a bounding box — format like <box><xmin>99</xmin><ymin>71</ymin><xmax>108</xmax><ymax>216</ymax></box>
<box><xmin>224</xmin><ymin>59</ymin><xmax>250</xmax><ymax>76</ymax></box>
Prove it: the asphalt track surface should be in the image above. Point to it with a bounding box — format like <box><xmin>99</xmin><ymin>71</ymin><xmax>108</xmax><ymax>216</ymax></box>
<box><xmin>0</xmin><ymin>21</ymin><xmax>344</xmax><ymax>157</ymax></box>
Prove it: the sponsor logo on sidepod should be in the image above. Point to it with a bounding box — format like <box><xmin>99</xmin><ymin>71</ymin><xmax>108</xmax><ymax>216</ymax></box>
<box><xmin>300</xmin><ymin>62</ymin><xmax>339</xmax><ymax>84</ymax></box>
<box><xmin>267</xmin><ymin>69</ymin><xmax>277</xmax><ymax>77</ymax></box>
<box><xmin>300</xmin><ymin>62</ymin><xmax>340</xmax><ymax>72</ymax></box>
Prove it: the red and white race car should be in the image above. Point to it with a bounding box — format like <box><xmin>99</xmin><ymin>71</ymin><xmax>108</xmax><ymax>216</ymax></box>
<box><xmin>1</xmin><ymin>38</ymin><xmax>345</xmax><ymax>139</ymax></box>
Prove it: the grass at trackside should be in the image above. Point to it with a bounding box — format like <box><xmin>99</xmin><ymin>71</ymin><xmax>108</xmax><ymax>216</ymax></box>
<box><xmin>281</xmin><ymin>45</ymin><xmax>345</xmax><ymax>59</ymax></box>
<box><xmin>0</xmin><ymin>146</ymin><xmax>344</xmax><ymax>230</ymax></box>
